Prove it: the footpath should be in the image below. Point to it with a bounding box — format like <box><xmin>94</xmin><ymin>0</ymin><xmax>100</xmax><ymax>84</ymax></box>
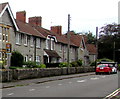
<box><xmin>1</xmin><ymin>72</ymin><xmax>95</xmax><ymax>89</ymax></box>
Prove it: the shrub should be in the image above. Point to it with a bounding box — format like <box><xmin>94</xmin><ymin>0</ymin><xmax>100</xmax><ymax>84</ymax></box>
<box><xmin>71</xmin><ymin>61</ymin><xmax>78</xmax><ymax>67</ymax></box>
<box><xmin>118</xmin><ymin>64</ymin><xmax>120</xmax><ymax>71</ymax></box>
<box><xmin>23</xmin><ymin>61</ymin><xmax>37</xmax><ymax>68</ymax></box>
<box><xmin>11</xmin><ymin>51</ymin><xmax>24</xmax><ymax>67</ymax></box>
<box><xmin>77</xmin><ymin>59</ymin><xmax>82</xmax><ymax>66</ymax></box>
<box><xmin>36</xmin><ymin>64</ymin><xmax>46</xmax><ymax>68</ymax></box>
<box><xmin>90</xmin><ymin>61</ymin><xmax>96</xmax><ymax>66</ymax></box>
<box><xmin>97</xmin><ymin>58</ymin><xmax>113</xmax><ymax>62</ymax></box>
<box><xmin>59</xmin><ymin>62</ymin><xmax>72</xmax><ymax>67</ymax></box>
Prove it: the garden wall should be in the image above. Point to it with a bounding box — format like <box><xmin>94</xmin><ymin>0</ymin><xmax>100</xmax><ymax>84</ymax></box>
<box><xmin>0</xmin><ymin>67</ymin><xmax>95</xmax><ymax>82</ymax></box>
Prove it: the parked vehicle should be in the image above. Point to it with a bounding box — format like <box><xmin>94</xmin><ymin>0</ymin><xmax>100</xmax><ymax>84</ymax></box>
<box><xmin>96</xmin><ymin>61</ymin><xmax>117</xmax><ymax>74</ymax></box>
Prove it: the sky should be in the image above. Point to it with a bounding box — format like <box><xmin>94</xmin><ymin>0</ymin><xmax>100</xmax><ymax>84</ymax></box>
<box><xmin>0</xmin><ymin>0</ymin><xmax>119</xmax><ymax>35</ymax></box>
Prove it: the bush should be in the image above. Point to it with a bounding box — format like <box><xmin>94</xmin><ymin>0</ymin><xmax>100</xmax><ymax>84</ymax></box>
<box><xmin>11</xmin><ymin>51</ymin><xmax>24</xmax><ymax>67</ymax></box>
<box><xmin>90</xmin><ymin>61</ymin><xmax>96</xmax><ymax>66</ymax></box>
<box><xmin>71</xmin><ymin>59</ymin><xmax>82</xmax><ymax>67</ymax></box>
<box><xmin>59</xmin><ymin>62</ymin><xmax>72</xmax><ymax>67</ymax></box>
<box><xmin>97</xmin><ymin>58</ymin><xmax>113</xmax><ymax>62</ymax></box>
<box><xmin>118</xmin><ymin>64</ymin><xmax>120</xmax><ymax>71</ymax></box>
<box><xmin>23</xmin><ymin>61</ymin><xmax>37</xmax><ymax>68</ymax></box>
<box><xmin>71</xmin><ymin>61</ymin><xmax>78</xmax><ymax>67</ymax></box>
<box><xmin>77</xmin><ymin>59</ymin><xmax>82</xmax><ymax>66</ymax></box>
<box><xmin>36</xmin><ymin>64</ymin><xmax>46</xmax><ymax>68</ymax></box>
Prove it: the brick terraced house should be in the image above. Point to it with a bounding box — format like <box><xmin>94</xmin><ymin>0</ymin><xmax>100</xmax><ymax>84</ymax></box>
<box><xmin>0</xmin><ymin>2</ymin><xmax>97</xmax><ymax>67</ymax></box>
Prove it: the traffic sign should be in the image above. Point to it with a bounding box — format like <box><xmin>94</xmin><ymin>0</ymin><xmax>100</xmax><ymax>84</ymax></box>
<box><xmin>6</xmin><ymin>43</ymin><xmax>12</xmax><ymax>53</ymax></box>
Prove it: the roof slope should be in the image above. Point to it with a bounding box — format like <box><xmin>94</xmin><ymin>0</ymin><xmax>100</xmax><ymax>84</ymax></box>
<box><xmin>16</xmin><ymin>20</ymin><xmax>45</xmax><ymax>38</ymax></box>
<box><xmin>86</xmin><ymin>44</ymin><xmax>97</xmax><ymax>54</ymax></box>
<box><xmin>0</xmin><ymin>2</ymin><xmax>8</xmax><ymax>13</ymax></box>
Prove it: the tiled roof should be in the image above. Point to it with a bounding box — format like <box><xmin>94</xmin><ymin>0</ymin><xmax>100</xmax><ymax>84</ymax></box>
<box><xmin>16</xmin><ymin>20</ymin><xmax>45</xmax><ymax>38</ymax></box>
<box><xmin>64</xmin><ymin>32</ymin><xmax>83</xmax><ymax>47</ymax></box>
<box><xmin>44</xmin><ymin>49</ymin><xmax>61</xmax><ymax>58</ymax></box>
<box><xmin>0</xmin><ymin>2</ymin><xmax>8</xmax><ymax>13</ymax></box>
<box><xmin>35</xmin><ymin>27</ymin><xmax>77</xmax><ymax>47</ymax></box>
<box><xmin>86</xmin><ymin>44</ymin><xmax>97</xmax><ymax>54</ymax></box>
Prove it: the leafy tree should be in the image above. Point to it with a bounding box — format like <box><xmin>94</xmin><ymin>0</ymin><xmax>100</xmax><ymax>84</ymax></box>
<box><xmin>99</xmin><ymin>23</ymin><xmax>119</xmax><ymax>35</ymax></box>
<box><xmin>85</xmin><ymin>31</ymin><xmax>96</xmax><ymax>44</ymax></box>
<box><xmin>11</xmin><ymin>51</ymin><xmax>24</xmax><ymax>67</ymax></box>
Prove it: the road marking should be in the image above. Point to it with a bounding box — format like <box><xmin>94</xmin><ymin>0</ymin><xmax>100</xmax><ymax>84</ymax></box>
<box><xmin>90</xmin><ymin>77</ymin><xmax>99</xmax><ymax>80</ymax></box>
<box><xmin>7</xmin><ymin>93</ymin><xmax>14</xmax><ymax>96</ymax></box>
<box><xmin>101</xmin><ymin>76</ymin><xmax>106</xmax><ymax>78</ymax></box>
<box><xmin>104</xmin><ymin>88</ymin><xmax>120</xmax><ymax>99</ymax></box>
<box><xmin>77</xmin><ymin>80</ymin><xmax>86</xmax><ymax>83</ymax></box>
<box><xmin>58</xmin><ymin>84</ymin><xmax>62</xmax><ymax>86</ymax></box>
<box><xmin>29</xmin><ymin>89</ymin><xmax>35</xmax><ymax>91</ymax></box>
<box><xmin>46</xmin><ymin>86</ymin><xmax>50</xmax><ymax>88</ymax></box>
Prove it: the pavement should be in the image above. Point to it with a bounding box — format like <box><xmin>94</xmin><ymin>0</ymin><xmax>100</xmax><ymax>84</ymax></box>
<box><xmin>1</xmin><ymin>72</ymin><xmax>95</xmax><ymax>89</ymax></box>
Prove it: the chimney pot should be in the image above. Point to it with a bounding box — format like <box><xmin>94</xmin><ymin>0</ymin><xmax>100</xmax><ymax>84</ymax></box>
<box><xmin>16</xmin><ymin>11</ymin><xmax>26</xmax><ymax>23</ymax></box>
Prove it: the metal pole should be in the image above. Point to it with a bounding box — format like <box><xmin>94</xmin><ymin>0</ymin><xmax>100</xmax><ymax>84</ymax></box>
<box><xmin>113</xmin><ymin>41</ymin><xmax>115</xmax><ymax>61</ymax></box>
<box><xmin>67</xmin><ymin>14</ymin><xmax>70</xmax><ymax>74</ymax></box>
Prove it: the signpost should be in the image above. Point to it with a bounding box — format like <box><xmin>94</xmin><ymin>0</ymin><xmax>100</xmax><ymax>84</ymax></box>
<box><xmin>6</xmin><ymin>43</ymin><xmax>12</xmax><ymax>81</ymax></box>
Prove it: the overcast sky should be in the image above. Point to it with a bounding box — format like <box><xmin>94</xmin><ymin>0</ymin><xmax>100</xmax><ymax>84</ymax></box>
<box><xmin>0</xmin><ymin>0</ymin><xmax>119</xmax><ymax>34</ymax></box>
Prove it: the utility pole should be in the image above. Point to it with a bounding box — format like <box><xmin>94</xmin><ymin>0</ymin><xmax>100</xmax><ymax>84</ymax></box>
<box><xmin>96</xmin><ymin>27</ymin><xmax>98</xmax><ymax>67</ymax></box>
<box><xmin>67</xmin><ymin>14</ymin><xmax>70</xmax><ymax>74</ymax></box>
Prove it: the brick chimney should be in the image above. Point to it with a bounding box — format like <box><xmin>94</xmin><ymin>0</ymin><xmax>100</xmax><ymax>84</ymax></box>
<box><xmin>16</xmin><ymin>11</ymin><xmax>26</xmax><ymax>23</ymax></box>
<box><xmin>51</xmin><ymin>26</ymin><xmax>62</xmax><ymax>36</ymax></box>
<box><xmin>28</xmin><ymin>16</ymin><xmax>42</xmax><ymax>27</ymax></box>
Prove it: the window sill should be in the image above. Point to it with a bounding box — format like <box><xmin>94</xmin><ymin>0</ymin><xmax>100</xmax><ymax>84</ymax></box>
<box><xmin>16</xmin><ymin>43</ymin><xmax>21</xmax><ymax>46</ymax></box>
<box><xmin>24</xmin><ymin>44</ymin><xmax>28</xmax><ymax>47</ymax></box>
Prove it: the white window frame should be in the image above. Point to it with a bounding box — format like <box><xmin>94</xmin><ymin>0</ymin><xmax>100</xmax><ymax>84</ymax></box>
<box><xmin>24</xmin><ymin>55</ymin><xmax>28</xmax><ymax>62</ymax></box>
<box><xmin>0</xmin><ymin>33</ymin><xmax>2</xmax><ymax>42</ymax></box>
<box><xmin>24</xmin><ymin>35</ymin><xmax>28</xmax><ymax>46</ymax></box>
<box><xmin>51</xmin><ymin>38</ymin><xmax>54</xmax><ymax>50</ymax></box>
<box><xmin>16</xmin><ymin>33</ymin><xmax>21</xmax><ymax>45</ymax></box>
<box><xmin>30</xmin><ymin>36</ymin><xmax>34</xmax><ymax>47</ymax></box>
<box><xmin>0</xmin><ymin>52</ymin><xmax>2</xmax><ymax>60</ymax></box>
<box><xmin>36</xmin><ymin>38</ymin><xmax>41</xmax><ymax>48</ymax></box>
<box><xmin>36</xmin><ymin>56</ymin><xmax>40</xmax><ymax>62</ymax></box>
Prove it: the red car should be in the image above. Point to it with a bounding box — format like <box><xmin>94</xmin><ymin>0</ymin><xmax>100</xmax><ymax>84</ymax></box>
<box><xmin>96</xmin><ymin>64</ymin><xmax>112</xmax><ymax>75</ymax></box>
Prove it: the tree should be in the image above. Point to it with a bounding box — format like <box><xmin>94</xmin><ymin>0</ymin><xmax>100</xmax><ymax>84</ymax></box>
<box><xmin>11</xmin><ymin>51</ymin><xmax>24</xmax><ymax>67</ymax></box>
<box><xmin>85</xmin><ymin>31</ymin><xmax>96</xmax><ymax>44</ymax></box>
<box><xmin>99</xmin><ymin>23</ymin><xmax>119</xmax><ymax>35</ymax></box>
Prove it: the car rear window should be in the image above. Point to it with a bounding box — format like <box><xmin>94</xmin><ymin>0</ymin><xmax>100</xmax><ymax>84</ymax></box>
<box><xmin>97</xmin><ymin>64</ymin><xmax>107</xmax><ymax>68</ymax></box>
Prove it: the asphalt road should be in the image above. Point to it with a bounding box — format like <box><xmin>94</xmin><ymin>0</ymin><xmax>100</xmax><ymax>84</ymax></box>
<box><xmin>2</xmin><ymin>73</ymin><xmax>118</xmax><ymax>98</ymax></box>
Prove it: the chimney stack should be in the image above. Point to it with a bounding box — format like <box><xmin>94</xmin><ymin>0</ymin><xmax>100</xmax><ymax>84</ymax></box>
<box><xmin>16</xmin><ymin>11</ymin><xmax>26</xmax><ymax>23</ymax></box>
<box><xmin>28</xmin><ymin>16</ymin><xmax>42</xmax><ymax>27</ymax></box>
<box><xmin>51</xmin><ymin>26</ymin><xmax>62</xmax><ymax>36</ymax></box>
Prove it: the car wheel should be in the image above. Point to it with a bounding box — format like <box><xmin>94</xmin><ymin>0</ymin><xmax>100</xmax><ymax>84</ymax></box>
<box><xmin>96</xmin><ymin>72</ymin><xmax>99</xmax><ymax>75</ymax></box>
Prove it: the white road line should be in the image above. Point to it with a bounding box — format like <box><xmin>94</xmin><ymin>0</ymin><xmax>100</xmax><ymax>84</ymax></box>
<box><xmin>101</xmin><ymin>76</ymin><xmax>106</xmax><ymax>78</ymax></box>
<box><xmin>58</xmin><ymin>84</ymin><xmax>62</xmax><ymax>86</ymax></box>
<box><xmin>77</xmin><ymin>80</ymin><xmax>86</xmax><ymax>83</ymax></box>
<box><xmin>104</xmin><ymin>88</ymin><xmax>120</xmax><ymax>99</ymax></box>
<box><xmin>90</xmin><ymin>77</ymin><xmax>99</xmax><ymax>80</ymax></box>
<box><xmin>46</xmin><ymin>86</ymin><xmax>50</xmax><ymax>88</ymax></box>
<box><xmin>29</xmin><ymin>89</ymin><xmax>35</xmax><ymax>91</ymax></box>
<box><xmin>68</xmin><ymin>82</ymin><xmax>72</xmax><ymax>84</ymax></box>
<box><xmin>7</xmin><ymin>93</ymin><xmax>14</xmax><ymax>96</ymax></box>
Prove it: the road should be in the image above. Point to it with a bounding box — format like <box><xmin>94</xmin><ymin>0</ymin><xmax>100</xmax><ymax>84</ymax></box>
<box><xmin>2</xmin><ymin>73</ymin><xmax>118</xmax><ymax>98</ymax></box>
